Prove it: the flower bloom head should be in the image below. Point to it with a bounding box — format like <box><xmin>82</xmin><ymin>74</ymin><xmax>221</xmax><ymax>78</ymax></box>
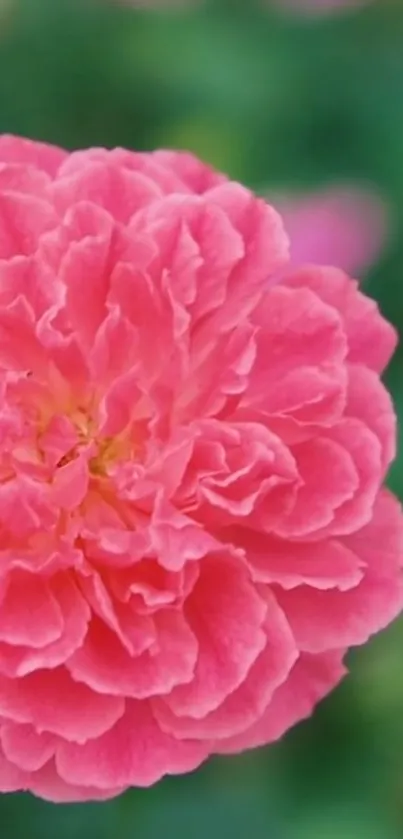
<box><xmin>0</xmin><ymin>135</ymin><xmax>400</xmax><ymax>802</ymax></box>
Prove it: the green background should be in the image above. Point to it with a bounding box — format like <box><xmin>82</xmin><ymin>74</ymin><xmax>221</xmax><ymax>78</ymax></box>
<box><xmin>1</xmin><ymin>0</ymin><xmax>403</xmax><ymax>836</ymax></box>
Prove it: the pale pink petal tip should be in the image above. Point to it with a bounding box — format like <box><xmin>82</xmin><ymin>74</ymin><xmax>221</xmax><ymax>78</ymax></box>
<box><xmin>0</xmin><ymin>134</ymin><xmax>399</xmax><ymax>802</ymax></box>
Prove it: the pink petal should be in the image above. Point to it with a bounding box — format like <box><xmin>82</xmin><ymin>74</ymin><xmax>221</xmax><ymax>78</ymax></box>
<box><xmin>52</xmin><ymin>162</ymin><xmax>162</xmax><ymax>223</ymax></box>
<box><xmin>0</xmin><ymin>575</ymin><xmax>90</xmax><ymax>678</ymax></box>
<box><xmin>218</xmin><ymin>651</ymin><xmax>346</xmax><ymax>754</ymax></box>
<box><xmin>153</xmin><ymin>592</ymin><xmax>297</xmax><ymax>740</ymax></box>
<box><xmin>0</xmin><ymin>475</ymin><xmax>56</xmax><ymax>538</ymax></box>
<box><xmin>253</xmin><ymin>284</ymin><xmax>347</xmax><ymax>372</ymax></box>
<box><xmin>242</xmin><ymin>283</ymin><xmax>348</xmax><ymax>430</ymax></box>
<box><xmin>106</xmin><ymin>148</ymin><xmax>198</xmax><ymax>194</ymax></box>
<box><xmin>0</xmin><ymin>743</ymin><xmax>29</xmax><ymax>792</ymax></box>
<box><xmin>0</xmin><ymin>295</ymin><xmax>49</xmax><ymax>373</ymax></box>
<box><xmin>242</xmin><ymin>530</ymin><xmax>365</xmax><ymax>591</ymax></box>
<box><xmin>51</xmin><ymin>453</ymin><xmax>90</xmax><ymax>511</ymax></box>
<box><xmin>343</xmin><ymin>489</ymin><xmax>403</xmax><ymax>573</ymax></box>
<box><xmin>146</xmin><ymin>428</ymin><xmax>195</xmax><ymax>497</ymax></box>
<box><xmin>76</xmin><ymin>569</ymin><xmax>155</xmax><ymax>655</ymax></box>
<box><xmin>0</xmin><ymin>668</ymin><xmax>124</xmax><ymax>742</ymax></box>
<box><xmin>135</xmin><ymin>199</ymin><xmax>245</xmax><ymax>324</ymax></box>
<box><xmin>29</xmin><ymin>759</ymin><xmax>123</xmax><ymax>802</ymax></box>
<box><xmin>274</xmin><ymin>492</ymin><xmax>403</xmax><ymax>652</ymax></box>
<box><xmin>1</xmin><ymin>723</ymin><xmax>56</xmax><ymax>771</ymax></box>
<box><xmin>346</xmin><ymin>363</ymin><xmax>396</xmax><ymax>470</ymax></box>
<box><xmin>60</xmin><ymin>205</ymin><xmax>115</xmax><ymax>347</ymax></box>
<box><xmin>56</xmin><ymin>700</ymin><xmax>208</xmax><ymax>789</ymax></box>
<box><xmin>107</xmin><ymin>560</ymin><xmax>198</xmax><ymax>612</ymax></box>
<box><xmin>150</xmin><ymin>494</ymin><xmax>222</xmax><ymax>571</ymax></box>
<box><xmin>97</xmin><ymin>367</ymin><xmax>143</xmax><ymax>438</ymax></box>
<box><xmin>0</xmin><ymin>573</ymin><xmax>63</xmax><ymax>648</ymax></box>
<box><xmin>179</xmin><ymin>419</ymin><xmax>298</xmax><ymax>532</ymax></box>
<box><xmin>90</xmin><ymin>306</ymin><xmax>138</xmax><ymax>383</ymax></box>
<box><xmin>152</xmin><ymin>150</ymin><xmax>226</xmax><ymax>193</ymax></box>
<box><xmin>39</xmin><ymin>414</ymin><xmax>80</xmax><ymax>470</ymax></box>
<box><xmin>276</xmin><ymin>437</ymin><xmax>359</xmax><ymax>537</ymax></box>
<box><xmin>284</xmin><ymin>266</ymin><xmax>397</xmax><ymax>374</ymax></box>
<box><xmin>0</xmin><ymin>192</ymin><xmax>57</xmax><ymax>260</ymax></box>
<box><xmin>200</xmin><ymin>183</ymin><xmax>289</xmax><ymax>329</ymax></box>
<box><xmin>68</xmin><ymin>609</ymin><xmax>197</xmax><ymax>698</ymax></box>
<box><xmin>164</xmin><ymin>554</ymin><xmax>267</xmax><ymax>718</ymax></box>
<box><xmin>313</xmin><ymin>418</ymin><xmax>382</xmax><ymax>536</ymax></box>
<box><xmin>36</xmin><ymin>314</ymin><xmax>89</xmax><ymax>389</ymax></box>
<box><xmin>0</xmin><ymin>134</ymin><xmax>66</xmax><ymax>176</ymax></box>
<box><xmin>0</xmin><ymin>254</ymin><xmax>55</xmax><ymax>317</ymax></box>
<box><xmin>0</xmin><ymin>163</ymin><xmax>51</xmax><ymax>198</ymax></box>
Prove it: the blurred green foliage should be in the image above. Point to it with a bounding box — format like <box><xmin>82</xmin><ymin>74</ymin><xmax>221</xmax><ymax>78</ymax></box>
<box><xmin>0</xmin><ymin>0</ymin><xmax>403</xmax><ymax>837</ymax></box>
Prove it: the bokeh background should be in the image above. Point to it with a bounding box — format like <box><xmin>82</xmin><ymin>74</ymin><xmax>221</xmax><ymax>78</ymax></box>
<box><xmin>1</xmin><ymin>0</ymin><xmax>403</xmax><ymax>836</ymax></box>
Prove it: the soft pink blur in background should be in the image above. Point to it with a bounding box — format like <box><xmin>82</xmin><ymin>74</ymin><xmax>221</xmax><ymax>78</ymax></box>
<box><xmin>275</xmin><ymin>187</ymin><xmax>387</xmax><ymax>275</ymax></box>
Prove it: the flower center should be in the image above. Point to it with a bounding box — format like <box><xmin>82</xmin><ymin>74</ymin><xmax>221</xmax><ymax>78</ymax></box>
<box><xmin>53</xmin><ymin>407</ymin><xmax>131</xmax><ymax>478</ymax></box>
<box><xmin>88</xmin><ymin>436</ymin><xmax>128</xmax><ymax>476</ymax></box>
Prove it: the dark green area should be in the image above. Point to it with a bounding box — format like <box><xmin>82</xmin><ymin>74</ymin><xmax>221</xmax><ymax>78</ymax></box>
<box><xmin>0</xmin><ymin>0</ymin><xmax>403</xmax><ymax>836</ymax></box>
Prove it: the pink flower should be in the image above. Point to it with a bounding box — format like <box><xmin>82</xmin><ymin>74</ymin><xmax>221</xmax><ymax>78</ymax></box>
<box><xmin>276</xmin><ymin>187</ymin><xmax>387</xmax><ymax>276</ymax></box>
<box><xmin>0</xmin><ymin>135</ymin><xmax>400</xmax><ymax>802</ymax></box>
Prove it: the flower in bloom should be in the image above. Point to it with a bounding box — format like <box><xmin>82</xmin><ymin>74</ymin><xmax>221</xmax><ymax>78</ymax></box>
<box><xmin>0</xmin><ymin>135</ymin><xmax>400</xmax><ymax>802</ymax></box>
<box><xmin>276</xmin><ymin>187</ymin><xmax>387</xmax><ymax>276</ymax></box>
